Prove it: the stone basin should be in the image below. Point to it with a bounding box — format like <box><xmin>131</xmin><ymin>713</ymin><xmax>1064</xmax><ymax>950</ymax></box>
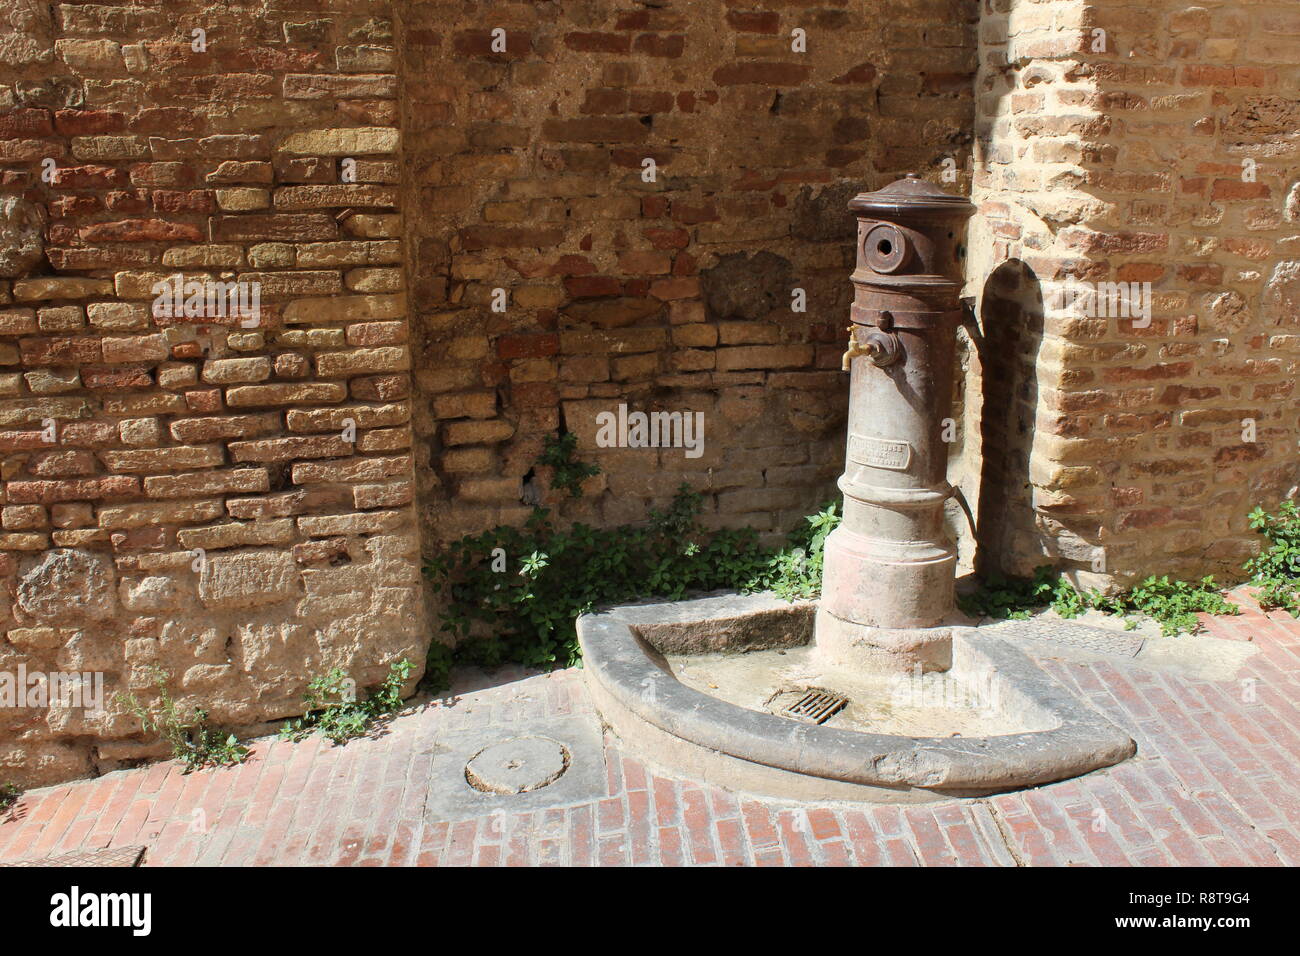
<box><xmin>577</xmin><ymin>592</ymin><xmax>1136</xmax><ymax>803</ymax></box>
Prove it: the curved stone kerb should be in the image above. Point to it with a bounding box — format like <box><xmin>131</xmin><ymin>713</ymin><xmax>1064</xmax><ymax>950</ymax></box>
<box><xmin>577</xmin><ymin>596</ymin><xmax>1135</xmax><ymax>796</ymax></box>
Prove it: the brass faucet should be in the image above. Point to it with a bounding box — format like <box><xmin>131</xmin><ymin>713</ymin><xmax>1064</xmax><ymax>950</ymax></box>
<box><xmin>841</xmin><ymin>324</ymin><xmax>871</xmax><ymax>370</ymax></box>
<box><xmin>842</xmin><ymin>320</ymin><xmax>902</xmax><ymax>370</ymax></box>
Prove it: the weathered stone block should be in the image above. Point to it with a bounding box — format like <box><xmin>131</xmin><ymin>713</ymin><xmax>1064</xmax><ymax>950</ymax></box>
<box><xmin>226</xmin><ymin>383</ymin><xmax>347</xmax><ymax>406</ymax></box>
<box><xmin>198</xmin><ymin>549</ymin><xmax>301</xmax><ymax>609</ymax></box>
<box><xmin>178</xmin><ymin>519</ymin><xmax>294</xmax><ymax>551</ymax></box>
<box><xmin>143</xmin><ymin>467</ymin><xmax>269</xmax><ymax>498</ymax></box>
<box><xmin>1263</xmin><ymin>261</ymin><xmax>1300</xmax><ymax>325</ymax></box>
<box><xmin>316</xmin><ymin>346</ymin><xmax>410</xmax><ymax>377</ymax></box>
<box><xmin>202</xmin><ymin>356</ymin><xmax>272</xmax><ymax>384</ymax></box>
<box><xmin>16</xmin><ymin>549</ymin><xmax>116</xmax><ymax>623</ymax></box>
<box><xmin>282</xmin><ymin>294</ymin><xmax>405</xmax><ymax>324</ymax></box>
<box><xmin>275</xmin><ymin>127</ymin><xmax>399</xmax><ymax>155</ymax></box>
<box><xmin>297</xmin><ymin>510</ymin><xmax>404</xmax><ymax>536</ymax></box>
<box><xmin>100</xmin><ymin>445</ymin><xmax>223</xmax><ymax>473</ymax></box>
<box><xmin>120</xmin><ymin>576</ymin><xmax>181</xmax><ymax>612</ymax></box>
<box><xmin>13</xmin><ymin>277</ymin><xmax>112</xmax><ymax>301</ymax></box>
<box><xmin>97</xmin><ymin>499</ymin><xmax>223</xmax><ymax>529</ymax></box>
<box><xmin>0</xmin><ymin>1</ymin><xmax>53</xmax><ymax>66</ymax></box>
<box><xmin>0</xmin><ymin>197</ymin><xmax>46</xmax><ymax>278</ymax></box>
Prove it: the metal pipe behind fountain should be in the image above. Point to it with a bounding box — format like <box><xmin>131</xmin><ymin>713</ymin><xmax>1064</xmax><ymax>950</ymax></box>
<box><xmin>815</xmin><ymin>174</ymin><xmax>976</xmax><ymax>674</ymax></box>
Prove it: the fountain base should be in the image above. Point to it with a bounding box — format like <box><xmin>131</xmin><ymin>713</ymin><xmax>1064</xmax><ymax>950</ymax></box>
<box><xmin>813</xmin><ymin>606</ymin><xmax>956</xmax><ymax>674</ymax></box>
<box><xmin>578</xmin><ymin>592</ymin><xmax>1136</xmax><ymax>803</ymax></box>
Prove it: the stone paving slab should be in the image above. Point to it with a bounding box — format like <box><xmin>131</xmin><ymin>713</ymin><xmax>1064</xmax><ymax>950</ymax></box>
<box><xmin>424</xmin><ymin>714</ymin><xmax>607</xmax><ymax>823</ymax></box>
<box><xmin>0</xmin><ymin>587</ymin><xmax>1296</xmax><ymax>867</ymax></box>
<box><xmin>982</xmin><ymin>617</ymin><xmax>1147</xmax><ymax>659</ymax></box>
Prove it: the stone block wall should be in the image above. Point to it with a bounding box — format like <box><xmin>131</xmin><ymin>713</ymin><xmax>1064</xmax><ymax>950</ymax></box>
<box><xmin>397</xmin><ymin>0</ymin><xmax>980</xmax><ymax>546</ymax></box>
<box><xmin>960</xmin><ymin>0</ymin><xmax>1300</xmax><ymax>586</ymax></box>
<box><xmin>0</xmin><ymin>0</ymin><xmax>423</xmax><ymax>787</ymax></box>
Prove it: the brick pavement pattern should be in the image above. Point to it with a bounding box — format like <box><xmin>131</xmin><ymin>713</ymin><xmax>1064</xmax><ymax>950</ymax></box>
<box><xmin>1</xmin><ymin>590</ymin><xmax>1296</xmax><ymax>866</ymax></box>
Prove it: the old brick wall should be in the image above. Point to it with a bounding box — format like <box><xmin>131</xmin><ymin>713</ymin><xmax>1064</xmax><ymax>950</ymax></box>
<box><xmin>961</xmin><ymin>0</ymin><xmax>1300</xmax><ymax>587</ymax></box>
<box><xmin>397</xmin><ymin>0</ymin><xmax>980</xmax><ymax>547</ymax></box>
<box><xmin>6</xmin><ymin>0</ymin><xmax>1294</xmax><ymax>790</ymax></box>
<box><xmin>5</xmin><ymin>0</ymin><xmax>1293</xmax><ymax>790</ymax></box>
<box><xmin>0</xmin><ymin>0</ymin><xmax>423</xmax><ymax>787</ymax></box>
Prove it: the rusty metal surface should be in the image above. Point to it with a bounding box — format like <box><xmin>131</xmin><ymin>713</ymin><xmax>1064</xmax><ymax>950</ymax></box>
<box><xmin>818</xmin><ymin>174</ymin><xmax>976</xmax><ymax>671</ymax></box>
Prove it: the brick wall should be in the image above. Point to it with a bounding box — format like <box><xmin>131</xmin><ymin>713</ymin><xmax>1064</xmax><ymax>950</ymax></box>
<box><xmin>12</xmin><ymin>0</ymin><xmax>1292</xmax><ymax>789</ymax></box>
<box><xmin>0</xmin><ymin>0</ymin><xmax>423</xmax><ymax>787</ymax></box>
<box><xmin>962</xmin><ymin>0</ymin><xmax>1300</xmax><ymax>587</ymax></box>
<box><xmin>397</xmin><ymin>0</ymin><xmax>980</xmax><ymax>546</ymax></box>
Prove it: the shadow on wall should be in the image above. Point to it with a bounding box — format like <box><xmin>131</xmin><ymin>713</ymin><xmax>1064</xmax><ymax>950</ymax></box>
<box><xmin>970</xmin><ymin>2</ymin><xmax>1300</xmax><ymax>582</ymax></box>
<box><xmin>973</xmin><ymin>259</ymin><xmax>1045</xmax><ymax>578</ymax></box>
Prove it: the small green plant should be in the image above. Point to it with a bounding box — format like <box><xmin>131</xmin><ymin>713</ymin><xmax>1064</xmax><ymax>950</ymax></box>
<box><xmin>1120</xmin><ymin>575</ymin><xmax>1237</xmax><ymax>635</ymax></box>
<box><xmin>281</xmin><ymin>659</ymin><xmax>414</xmax><ymax>745</ymax></box>
<box><xmin>960</xmin><ymin>566</ymin><xmax>1237</xmax><ymax>636</ymax></box>
<box><xmin>537</xmin><ymin>431</ymin><xmax>601</xmax><ymax>498</ymax></box>
<box><xmin>429</xmin><ymin>488</ymin><xmax>758</xmax><ymax>669</ymax></box>
<box><xmin>428</xmin><ymin>472</ymin><xmax>841</xmax><ymax>671</ymax></box>
<box><xmin>0</xmin><ymin>782</ymin><xmax>20</xmax><ymax>814</ymax></box>
<box><xmin>768</xmin><ymin>502</ymin><xmax>841</xmax><ymax>601</ymax></box>
<box><xmin>424</xmin><ymin>640</ymin><xmax>454</xmax><ymax>694</ymax></box>
<box><xmin>118</xmin><ymin>668</ymin><xmax>249</xmax><ymax>773</ymax></box>
<box><xmin>962</xmin><ymin>502</ymin><xmax>1300</xmax><ymax>632</ymax></box>
<box><xmin>957</xmin><ymin>566</ymin><xmax>1062</xmax><ymax>621</ymax></box>
<box><xmin>426</xmin><ymin>427</ymin><xmax>846</xmax><ymax>670</ymax></box>
<box><xmin>1245</xmin><ymin>500</ymin><xmax>1300</xmax><ymax>616</ymax></box>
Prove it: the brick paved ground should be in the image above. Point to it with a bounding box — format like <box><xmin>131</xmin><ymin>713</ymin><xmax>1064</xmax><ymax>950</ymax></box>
<box><xmin>1</xmin><ymin>587</ymin><xmax>1297</xmax><ymax>867</ymax></box>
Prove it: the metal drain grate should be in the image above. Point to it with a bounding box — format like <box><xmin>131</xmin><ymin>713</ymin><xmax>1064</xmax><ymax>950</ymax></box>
<box><xmin>778</xmin><ymin>688</ymin><xmax>848</xmax><ymax>725</ymax></box>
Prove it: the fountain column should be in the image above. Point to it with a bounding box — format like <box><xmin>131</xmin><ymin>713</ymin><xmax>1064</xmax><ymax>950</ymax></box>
<box><xmin>815</xmin><ymin>174</ymin><xmax>976</xmax><ymax>673</ymax></box>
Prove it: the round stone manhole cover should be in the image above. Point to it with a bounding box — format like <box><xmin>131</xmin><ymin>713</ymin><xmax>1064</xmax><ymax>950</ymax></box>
<box><xmin>464</xmin><ymin>736</ymin><xmax>570</xmax><ymax>795</ymax></box>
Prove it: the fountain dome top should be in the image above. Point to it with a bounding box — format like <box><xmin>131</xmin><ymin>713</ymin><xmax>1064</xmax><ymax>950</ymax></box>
<box><xmin>848</xmin><ymin>173</ymin><xmax>976</xmax><ymax>220</ymax></box>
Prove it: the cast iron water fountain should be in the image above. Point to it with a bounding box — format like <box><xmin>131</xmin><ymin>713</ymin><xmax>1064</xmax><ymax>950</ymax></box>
<box><xmin>577</xmin><ymin>176</ymin><xmax>1135</xmax><ymax>802</ymax></box>
<box><xmin>818</xmin><ymin>173</ymin><xmax>974</xmax><ymax>674</ymax></box>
